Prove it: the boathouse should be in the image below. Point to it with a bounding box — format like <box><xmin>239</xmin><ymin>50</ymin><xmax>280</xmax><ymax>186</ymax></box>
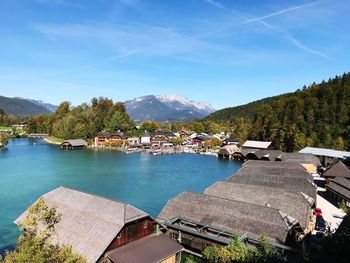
<box><xmin>15</xmin><ymin>187</ymin><xmax>183</xmax><ymax>263</ymax></box>
<box><xmin>204</xmin><ymin>181</ymin><xmax>313</xmax><ymax>232</ymax></box>
<box><xmin>227</xmin><ymin>161</ymin><xmax>317</xmax><ymax>199</ymax></box>
<box><xmin>326</xmin><ymin>177</ymin><xmax>350</xmax><ymax>208</ymax></box>
<box><xmin>157</xmin><ymin>192</ymin><xmax>301</xmax><ymax>254</ymax></box>
<box><xmin>217</xmin><ymin>145</ymin><xmax>241</xmax><ymax>159</ymax></box>
<box><xmin>60</xmin><ymin>139</ymin><xmax>87</xmax><ymax>149</ymax></box>
<box><xmin>323</xmin><ymin>161</ymin><xmax>350</xmax><ymax>181</ymax></box>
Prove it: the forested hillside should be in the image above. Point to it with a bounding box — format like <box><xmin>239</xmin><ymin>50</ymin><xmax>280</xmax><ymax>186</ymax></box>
<box><xmin>26</xmin><ymin>97</ymin><xmax>134</xmax><ymax>140</ymax></box>
<box><xmin>0</xmin><ymin>96</ymin><xmax>51</xmax><ymax>116</ymax></box>
<box><xmin>207</xmin><ymin>73</ymin><xmax>350</xmax><ymax>152</ymax></box>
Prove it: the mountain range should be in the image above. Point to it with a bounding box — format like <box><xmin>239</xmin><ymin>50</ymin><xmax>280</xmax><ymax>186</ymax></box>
<box><xmin>0</xmin><ymin>96</ymin><xmax>53</xmax><ymax>116</ymax></box>
<box><xmin>0</xmin><ymin>94</ymin><xmax>215</xmax><ymax>121</ymax></box>
<box><xmin>124</xmin><ymin>94</ymin><xmax>215</xmax><ymax>121</ymax></box>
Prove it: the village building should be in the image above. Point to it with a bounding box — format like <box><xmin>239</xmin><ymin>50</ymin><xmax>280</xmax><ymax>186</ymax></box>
<box><xmin>140</xmin><ymin>132</ymin><xmax>151</xmax><ymax>146</ymax></box>
<box><xmin>151</xmin><ymin>131</ymin><xmax>176</xmax><ymax>146</ymax></box>
<box><xmin>279</xmin><ymin>153</ymin><xmax>321</xmax><ymax>168</ymax></box>
<box><xmin>127</xmin><ymin>137</ymin><xmax>141</xmax><ymax>148</ymax></box>
<box><xmin>178</xmin><ymin>130</ymin><xmax>194</xmax><ymax>141</ymax></box>
<box><xmin>94</xmin><ymin>132</ymin><xmax>126</xmax><ymax>147</ymax></box>
<box><xmin>15</xmin><ymin>187</ymin><xmax>183</xmax><ymax>263</ymax></box>
<box><xmin>60</xmin><ymin>139</ymin><xmax>87</xmax><ymax>149</ymax></box>
<box><xmin>227</xmin><ymin>161</ymin><xmax>317</xmax><ymax>199</ymax></box>
<box><xmin>241</xmin><ymin>140</ymin><xmax>272</xmax><ymax>150</ymax></box>
<box><xmin>299</xmin><ymin>147</ymin><xmax>350</xmax><ymax>166</ymax></box>
<box><xmin>326</xmin><ymin>177</ymin><xmax>350</xmax><ymax>208</ymax></box>
<box><xmin>204</xmin><ymin>181</ymin><xmax>314</xmax><ymax>233</ymax></box>
<box><xmin>157</xmin><ymin>192</ymin><xmax>302</xmax><ymax>254</ymax></box>
<box><xmin>191</xmin><ymin>135</ymin><xmax>210</xmax><ymax>146</ymax></box>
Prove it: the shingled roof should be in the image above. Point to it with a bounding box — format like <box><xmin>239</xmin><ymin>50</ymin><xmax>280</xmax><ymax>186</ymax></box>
<box><xmin>61</xmin><ymin>139</ymin><xmax>87</xmax><ymax>147</ymax></box>
<box><xmin>204</xmin><ymin>181</ymin><xmax>312</xmax><ymax>230</ymax></box>
<box><xmin>280</xmin><ymin>153</ymin><xmax>321</xmax><ymax>167</ymax></box>
<box><xmin>235</xmin><ymin>161</ymin><xmax>314</xmax><ymax>181</ymax></box>
<box><xmin>323</xmin><ymin>161</ymin><xmax>350</xmax><ymax>179</ymax></box>
<box><xmin>227</xmin><ymin>161</ymin><xmax>316</xmax><ymax>199</ymax></box>
<box><xmin>15</xmin><ymin>187</ymin><xmax>149</xmax><ymax>263</ymax></box>
<box><xmin>157</xmin><ymin>192</ymin><xmax>298</xmax><ymax>246</ymax></box>
<box><xmin>326</xmin><ymin>177</ymin><xmax>350</xmax><ymax>200</ymax></box>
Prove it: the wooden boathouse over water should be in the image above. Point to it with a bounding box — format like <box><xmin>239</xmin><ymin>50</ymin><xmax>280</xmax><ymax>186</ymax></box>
<box><xmin>60</xmin><ymin>139</ymin><xmax>87</xmax><ymax>149</ymax></box>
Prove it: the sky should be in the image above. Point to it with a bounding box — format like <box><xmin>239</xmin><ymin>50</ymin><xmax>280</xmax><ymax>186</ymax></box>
<box><xmin>0</xmin><ymin>0</ymin><xmax>349</xmax><ymax>110</ymax></box>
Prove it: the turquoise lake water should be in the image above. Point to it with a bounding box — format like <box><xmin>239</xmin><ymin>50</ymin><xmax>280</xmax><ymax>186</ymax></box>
<box><xmin>0</xmin><ymin>138</ymin><xmax>241</xmax><ymax>253</ymax></box>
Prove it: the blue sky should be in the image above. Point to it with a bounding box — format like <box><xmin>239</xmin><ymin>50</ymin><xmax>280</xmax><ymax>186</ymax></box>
<box><xmin>0</xmin><ymin>0</ymin><xmax>349</xmax><ymax>109</ymax></box>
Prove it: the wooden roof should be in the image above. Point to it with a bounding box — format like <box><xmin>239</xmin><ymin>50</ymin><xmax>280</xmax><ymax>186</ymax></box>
<box><xmin>106</xmin><ymin>234</ymin><xmax>183</xmax><ymax>263</ymax></box>
<box><xmin>280</xmin><ymin>153</ymin><xmax>321</xmax><ymax>167</ymax></box>
<box><xmin>157</xmin><ymin>192</ymin><xmax>298</xmax><ymax>245</ymax></box>
<box><xmin>323</xmin><ymin>161</ymin><xmax>350</xmax><ymax>179</ymax></box>
<box><xmin>204</xmin><ymin>181</ymin><xmax>312</xmax><ymax>229</ymax></box>
<box><xmin>15</xmin><ymin>187</ymin><xmax>148</xmax><ymax>263</ymax></box>
<box><xmin>326</xmin><ymin>177</ymin><xmax>350</xmax><ymax>200</ymax></box>
<box><xmin>227</xmin><ymin>161</ymin><xmax>316</xmax><ymax>199</ymax></box>
<box><xmin>61</xmin><ymin>139</ymin><xmax>87</xmax><ymax>147</ymax></box>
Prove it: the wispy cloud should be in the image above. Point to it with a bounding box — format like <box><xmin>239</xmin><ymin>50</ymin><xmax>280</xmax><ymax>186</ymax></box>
<box><xmin>204</xmin><ymin>0</ymin><xmax>332</xmax><ymax>60</ymax></box>
<box><xmin>241</xmin><ymin>1</ymin><xmax>321</xmax><ymax>24</ymax></box>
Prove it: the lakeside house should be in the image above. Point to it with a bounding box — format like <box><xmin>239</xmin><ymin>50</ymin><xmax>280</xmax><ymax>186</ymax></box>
<box><xmin>150</xmin><ymin>130</ymin><xmax>176</xmax><ymax>146</ymax></box>
<box><xmin>299</xmin><ymin>147</ymin><xmax>350</xmax><ymax>166</ymax></box>
<box><xmin>61</xmin><ymin>139</ymin><xmax>87</xmax><ymax>149</ymax></box>
<box><xmin>127</xmin><ymin>137</ymin><xmax>141</xmax><ymax>148</ymax></box>
<box><xmin>157</xmin><ymin>192</ymin><xmax>300</xmax><ymax>254</ymax></box>
<box><xmin>140</xmin><ymin>132</ymin><xmax>151</xmax><ymax>146</ymax></box>
<box><xmin>15</xmin><ymin>187</ymin><xmax>183</xmax><ymax>263</ymax></box>
<box><xmin>94</xmin><ymin>132</ymin><xmax>126</xmax><ymax>147</ymax></box>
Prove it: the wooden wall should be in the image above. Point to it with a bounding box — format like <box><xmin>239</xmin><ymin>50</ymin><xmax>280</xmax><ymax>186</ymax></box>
<box><xmin>106</xmin><ymin>217</ymin><xmax>155</xmax><ymax>251</ymax></box>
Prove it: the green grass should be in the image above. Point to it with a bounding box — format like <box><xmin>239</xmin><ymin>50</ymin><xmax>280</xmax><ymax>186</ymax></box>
<box><xmin>46</xmin><ymin>136</ymin><xmax>65</xmax><ymax>144</ymax></box>
<box><xmin>0</xmin><ymin>126</ymin><xmax>12</xmax><ymax>130</ymax></box>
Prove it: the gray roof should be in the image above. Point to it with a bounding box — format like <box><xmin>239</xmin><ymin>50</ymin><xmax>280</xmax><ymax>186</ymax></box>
<box><xmin>235</xmin><ymin>161</ymin><xmax>314</xmax><ymax>181</ymax></box>
<box><xmin>227</xmin><ymin>161</ymin><xmax>316</xmax><ymax>199</ymax></box>
<box><xmin>323</xmin><ymin>161</ymin><xmax>350</xmax><ymax>179</ymax></box>
<box><xmin>157</xmin><ymin>192</ymin><xmax>297</xmax><ymax>245</ymax></box>
<box><xmin>246</xmin><ymin>150</ymin><xmax>283</xmax><ymax>161</ymax></box>
<box><xmin>15</xmin><ymin>186</ymin><xmax>148</xmax><ymax>263</ymax></box>
<box><xmin>106</xmin><ymin>234</ymin><xmax>183</xmax><ymax>263</ymax></box>
<box><xmin>204</xmin><ymin>181</ymin><xmax>313</xmax><ymax>229</ymax></box>
<box><xmin>326</xmin><ymin>177</ymin><xmax>350</xmax><ymax>200</ymax></box>
<box><xmin>61</xmin><ymin>139</ymin><xmax>87</xmax><ymax>147</ymax></box>
<box><xmin>299</xmin><ymin>147</ymin><xmax>350</xmax><ymax>159</ymax></box>
<box><xmin>280</xmin><ymin>153</ymin><xmax>321</xmax><ymax>166</ymax></box>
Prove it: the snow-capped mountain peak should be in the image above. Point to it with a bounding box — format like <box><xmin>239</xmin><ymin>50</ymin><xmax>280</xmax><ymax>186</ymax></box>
<box><xmin>124</xmin><ymin>94</ymin><xmax>215</xmax><ymax>121</ymax></box>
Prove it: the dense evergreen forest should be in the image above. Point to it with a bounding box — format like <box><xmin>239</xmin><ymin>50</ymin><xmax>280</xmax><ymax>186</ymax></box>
<box><xmin>206</xmin><ymin>73</ymin><xmax>350</xmax><ymax>152</ymax></box>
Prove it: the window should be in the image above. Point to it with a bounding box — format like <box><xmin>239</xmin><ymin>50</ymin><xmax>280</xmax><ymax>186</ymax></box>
<box><xmin>143</xmin><ymin>221</ymin><xmax>148</xmax><ymax>229</ymax></box>
<box><xmin>117</xmin><ymin>233</ymin><xmax>123</xmax><ymax>239</ymax></box>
